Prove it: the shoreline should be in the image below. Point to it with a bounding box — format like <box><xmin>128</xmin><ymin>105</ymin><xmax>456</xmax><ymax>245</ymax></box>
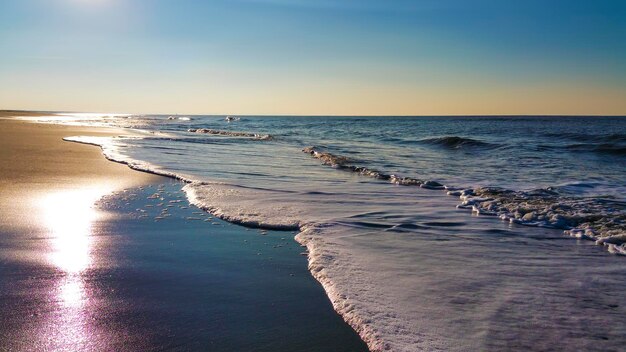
<box><xmin>0</xmin><ymin>114</ymin><xmax>160</xmax><ymax>233</ymax></box>
<box><xmin>55</xmin><ymin>119</ymin><xmax>379</xmax><ymax>349</ymax></box>
<box><xmin>0</xmin><ymin>113</ymin><xmax>368</xmax><ymax>351</ymax></box>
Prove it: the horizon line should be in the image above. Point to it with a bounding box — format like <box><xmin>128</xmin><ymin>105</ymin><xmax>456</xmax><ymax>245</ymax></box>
<box><xmin>2</xmin><ymin>109</ymin><xmax>626</xmax><ymax>118</ymax></box>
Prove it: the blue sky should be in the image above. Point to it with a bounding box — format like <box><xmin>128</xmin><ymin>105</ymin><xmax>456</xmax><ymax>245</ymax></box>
<box><xmin>1</xmin><ymin>0</ymin><xmax>625</xmax><ymax>115</ymax></box>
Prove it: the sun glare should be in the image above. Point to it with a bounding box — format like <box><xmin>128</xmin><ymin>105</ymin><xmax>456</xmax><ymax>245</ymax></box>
<box><xmin>33</xmin><ymin>186</ymin><xmax>115</xmax><ymax>349</ymax></box>
<box><xmin>42</xmin><ymin>189</ymin><xmax>103</xmax><ymax>273</ymax></box>
<box><xmin>40</xmin><ymin>187</ymin><xmax>112</xmax><ymax>308</ymax></box>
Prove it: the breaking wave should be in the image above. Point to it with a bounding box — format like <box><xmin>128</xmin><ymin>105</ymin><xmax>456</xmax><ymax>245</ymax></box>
<box><xmin>303</xmin><ymin>146</ymin><xmax>626</xmax><ymax>255</ymax></box>
<box><xmin>452</xmin><ymin>188</ymin><xmax>626</xmax><ymax>255</ymax></box>
<box><xmin>188</xmin><ymin>128</ymin><xmax>272</xmax><ymax>140</ymax></box>
<box><xmin>302</xmin><ymin>146</ymin><xmax>445</xmax><ymax>189</ymax></box>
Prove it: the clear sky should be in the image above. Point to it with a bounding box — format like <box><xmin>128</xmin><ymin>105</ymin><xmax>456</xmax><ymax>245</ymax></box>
<box><xmin>1</xmin><ymin>0</ymin><xmax>625</xmax><ymax>115</ymax></box>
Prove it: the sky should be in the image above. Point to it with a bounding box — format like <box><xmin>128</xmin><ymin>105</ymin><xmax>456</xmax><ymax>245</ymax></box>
<box><xmin>0</xmin><ymin>0</ymin><xmax>625</xmax><ymax>115</ymax></box>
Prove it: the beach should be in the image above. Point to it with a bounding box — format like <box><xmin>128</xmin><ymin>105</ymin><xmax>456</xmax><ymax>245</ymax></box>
<box><xmin>0</xmin><ymin>113</ymin><xmax>367</xmax><ymax>351</ymax></box>
<box><xmin>0</xmin><ymin>113</ymin><xmax>158</xmax><ymax>231</ymax></box>
<box><xmin>1</xmin><ymin>111</ymin><xmax>625</xmax><ymax>351</ymax></box>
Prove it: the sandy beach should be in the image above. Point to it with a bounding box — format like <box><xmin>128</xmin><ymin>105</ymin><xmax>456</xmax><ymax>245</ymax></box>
<box><xmin>0</xmin><ymin>112</ymin><xmax>367</xmax><ymax>351</ymax></box>
<box><xmin>0</xmin><ymin>112</ymin><xmax>158</xmax><ymax>232</ymax></box>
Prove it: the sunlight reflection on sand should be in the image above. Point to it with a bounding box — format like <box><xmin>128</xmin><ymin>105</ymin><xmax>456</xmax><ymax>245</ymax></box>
<box><xmin>39</xmin><ymin>187</ymin><xmax>112</xmax><ymax>347</ymax></box>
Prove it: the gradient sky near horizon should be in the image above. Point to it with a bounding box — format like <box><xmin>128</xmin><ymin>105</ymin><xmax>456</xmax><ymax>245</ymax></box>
<box><xmin>1</xmin><ymin>0</ymin><xmax>625</xmax><ymax>115</ymax></box>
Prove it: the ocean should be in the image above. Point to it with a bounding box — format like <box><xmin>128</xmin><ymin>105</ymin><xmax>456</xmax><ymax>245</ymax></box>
<box><xmin>33</xmin><ymin>114</ymin><xmax>626</xmax><ymax>351</ymax></box>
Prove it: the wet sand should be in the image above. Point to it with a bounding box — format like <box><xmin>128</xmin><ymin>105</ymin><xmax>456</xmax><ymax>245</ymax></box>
<box><xmin>0</xmin><ymin>112</ymin><xmax>367</xmax><ymax>351</ymax></box>
<box><xmin>0</xmin><ymin>112</ymin><xmax>158</xmax><ymax>233</ymax></box>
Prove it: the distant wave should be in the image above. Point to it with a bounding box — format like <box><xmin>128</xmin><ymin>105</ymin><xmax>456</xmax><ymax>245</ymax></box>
<box><xmin>565</xmin><ymin>143</ymin><xmax>626</xmax><ymax>155</ymax></box>
<box><xmin>543</xmin><ymin>132</ymin><xmax>626</xmax><ymax>143</ymax></box>
<box><xmin>188</xmin><ymin>128</ymin><xmax>272</xmax><ymax>140</ymax></box>
<box><xmin>303</xmin><ymin>146</ymin><xmax>626</xmax><ymax>255</ymax></box>
<box><xmin>417</xmin><ymin>136</ymin><xmax>497</xmax><ymax>149</ymax></box>
<box><xmin>537</xmin><ymin>142</ymin><xmax>626</xmax><ymax>156</ymax></box>
<box><xmin>538</xmin><ymin>132</ymin><xmax>626</xmax><ymax>155</ymax></box>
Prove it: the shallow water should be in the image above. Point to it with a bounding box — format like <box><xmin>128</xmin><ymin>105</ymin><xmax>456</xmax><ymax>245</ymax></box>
<box><xmin>40</xmin><ymin>114</ymin><xmax>626</xmax><ymax>351</ymax></box>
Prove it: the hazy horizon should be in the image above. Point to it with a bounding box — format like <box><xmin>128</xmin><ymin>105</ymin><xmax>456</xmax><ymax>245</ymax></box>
<box><xmin>1</xmin><ymin>0</ymin><xmax>625</xmax><ymax>115</ymax></box>
<box><xmin>4</xmin><ymin>109</ymin><xmax>626</xmax><ymax>118</ymax></box>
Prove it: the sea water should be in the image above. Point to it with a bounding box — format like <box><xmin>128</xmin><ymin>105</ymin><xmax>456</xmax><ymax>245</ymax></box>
<box><xmin>39</xmin><ymin>114</ymin><xmax>626</xmax><ymax>351</ymax></box>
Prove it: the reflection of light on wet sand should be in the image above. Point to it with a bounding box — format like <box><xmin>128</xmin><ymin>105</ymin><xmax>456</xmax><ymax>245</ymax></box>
<box><xmin>39</xmin><ymin>187</ymin><xmax>112</xmax><ymax>348</ymax></box>
<box><xmin>43</xmin><ymin>191</ymin><xmax>99</xmax><ymax>275</ymax></box>
<box><xmin>59</xmin><ymin>277</ymin><xmax>86</xmax><ymax>308</ymax></box>
<box><xmin>13</xmin><ymin>112</ymin><xmax>131</xmax><ymax>127</ymax></box>
<box><xmin>42</xmin><ymin>189</ymin><xmax>109</xmax><ymax>276</ymax></box>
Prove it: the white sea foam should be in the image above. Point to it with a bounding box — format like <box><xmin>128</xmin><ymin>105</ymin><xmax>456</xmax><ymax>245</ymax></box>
<box><xmin>454</xmin><ymin>187</ymin><xmax>626</xmax><ymax>253</ymax></box>
<box><xmin>295</xmin><ymin>225</ymin><xmax>449</xmax><ymax>351</ymax></box>
<box><xmin>183</xmin><ymin>182</ymin><xmax>302</xmax><ymax>230</ymax></box>
<box><xmin>63</xmin><ymin>136</ymin><xmax>195</xmax><ymax>182</ymax></box>
<box><xmin>167</xmin><ymin>116</ymin><xmax>191</xmax><ymax>121</ymax></box>
<box><xmin>188</xmin><ymin>128</ymin><xmax>272</xmax><ymax>140</ymax></box>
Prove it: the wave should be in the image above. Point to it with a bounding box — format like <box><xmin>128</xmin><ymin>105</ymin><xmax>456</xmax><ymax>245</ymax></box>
<box><xmin>565</xmin><ymin>143</ymin><xmax>626</xmax><ymax>155</ymax></box>
<box><xmin>537</xmin><ymin>132</ymin><xmax>626</xmax><ymax>155</ymax></box>
<box><xmin>188</xmin><ymin>128</ymin><xmax>272</xmax><ymax>140</ymax></box>
<box><xmin>303</xmin><ymin>146</ymin><xmax>626</xmax><ymax>255</ymax></box>
<box><xmin>543</xmin><ymin>132</ymin><xmax>626</xmax><ymax>143</ymax></box>
<box><xmin>302</xmin><ymin>146</ymin><xmax>445</xmax><ymax>189</ymax></box>
<box><xmin>64</xmin><ymin>136</ymin><xmax>194</xmax><ymax>182</ymax></box>
<box><xmin>538</xmin><ymin>142</ymin><xmax>626</xmax><ymax>156</ymax></box>
<box><xmin>451</xmin><ymin>188</ymin><xmax>626</xmax><ymax>255</ymax></box>
<box><xmin>417</xmin><ymin>136</ymin><xmax>497</xmax><ymax>149</ymax></box>
<box><xmin>64</xmin><ymin>136</ymin><xmax>302</xmax><ymax>229</ymax></box>
<box><xmin>295</xmin><ymin>224</ymin><xmax>391</xmax><ymax>351</ymax></box>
